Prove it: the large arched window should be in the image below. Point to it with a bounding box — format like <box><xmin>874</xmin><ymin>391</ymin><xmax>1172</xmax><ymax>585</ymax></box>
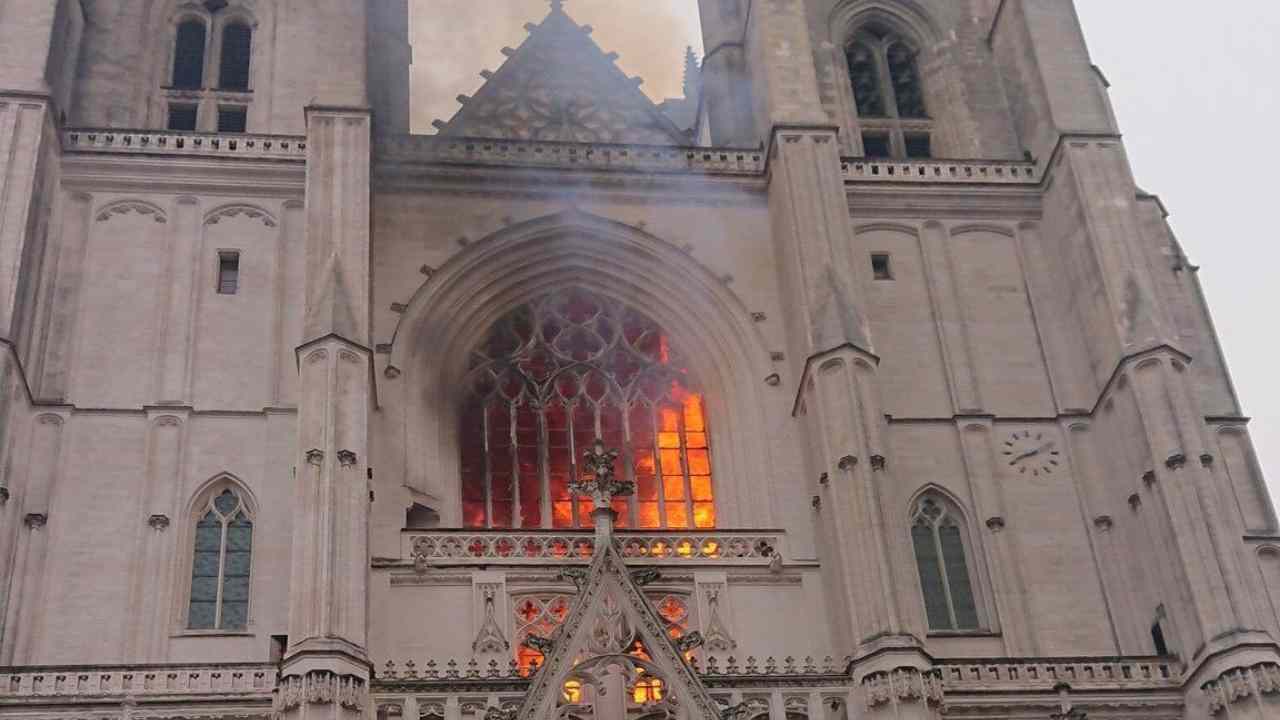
<box><xmin>171</xmin><ymin>19</ymin><xmax>208</xmax><ymax>89</ymax></box>
<box><xmin>187</xmin><ymin>486</ymin><xmax>254</xmax><ymax>631</ymax></box>
<box><xmin>218</xmin><ymin>22</ymin><xmax>252</xmax><ymax>91</ymax></box>
<box><xmin>461</xmin><ymin>288</ymin><xmax>715</xmax><ymax>530</ymax></box>
<box><xmin>911</xmin><ymin>494</ymin><xmax>979</xmax><ymax>631</ymax></box>
<box><xmin>845</xmin><ymin>25</ymin><xmax>932</xmax><ymax>158</ymax></box>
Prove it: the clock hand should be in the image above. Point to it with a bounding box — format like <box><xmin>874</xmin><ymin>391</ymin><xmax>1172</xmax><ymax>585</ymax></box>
<box><xmin>1013</xmin><ymin>448</ymin><xmax>1040</xmax><ymax>462</ymax></box>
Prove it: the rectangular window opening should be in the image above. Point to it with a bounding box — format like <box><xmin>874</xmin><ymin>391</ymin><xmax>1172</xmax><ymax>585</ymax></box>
<box><xmin>905</xmin><ymin>133</ymin><xmax>933</xmax><ymax>159</ymax></box>
<box><xmin>861</xmin><ymin>132</ymin><xmax>892</xmax><ymax>159</ymax></box>
<box><xmin>217</xmin><ymin>106</ymin><xmax>248</xmax><ymax>133</ymax></box>
<box><xmin>871</xmin><ymin>253</ymin><xmax>893</xmax><ymax>281</ymax></box>
<box><xmin>217</xmin><ymin>252</ymin><xmax>240</xmax><ymax>295</ymax></box>
<box><xmin>167</xmin><ymin>104</ymin><xmax>198</xmax><ymax>131</ymax></box>
<box><xmin>270</xmin><ymin>635</ymin><xmax>288</xmax><ymax>663</ymax></box>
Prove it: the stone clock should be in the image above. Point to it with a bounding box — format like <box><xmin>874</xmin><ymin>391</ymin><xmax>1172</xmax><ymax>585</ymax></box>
<box><xmin>1002</xmin><ymin>430</ymin><xmax>1062</xmax><ymax>476</ymax></box>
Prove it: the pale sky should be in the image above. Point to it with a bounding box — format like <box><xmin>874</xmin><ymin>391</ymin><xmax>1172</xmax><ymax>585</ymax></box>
<box><xmin>408</xmin><ymin>1</ymin><xmax>1280</xmax><ymax>507</ymax></box>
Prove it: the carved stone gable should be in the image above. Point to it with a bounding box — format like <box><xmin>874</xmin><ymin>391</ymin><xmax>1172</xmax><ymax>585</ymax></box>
<box><xmin>437</xmin><ymin>6</ymin><xmax>688</xmax><ymax>145</ymax></box>
<box><xmin>515</xmin><ymin>544</ymin><xmax>720</xmax><ymax>720</ymax></box>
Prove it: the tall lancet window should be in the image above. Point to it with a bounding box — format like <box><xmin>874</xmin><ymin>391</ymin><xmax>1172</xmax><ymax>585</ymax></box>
<box><xmin>845</xmin><ymin>25</ymin><xmax>932</xmax><ymax>158</ymax></box>
<box><xmin>461</xmin><ymin>288</ymin><xmax>716</xmax><ymax>530</ymax></box>
<box><xmin>188</xmin><ymin>487</ymin><xmax>254</xmax><ymax>630</ymax></box>
<box><xmin>218</xmin><ymin>22</ymin><xmax>252</xmax><ymax>91</ymax></box>
<box><xmin>172</xmin><ymin>19</ymin><xmax>208</xmax><ymax>89</ymax></box>
<box><xmin>911</xmin><ymin>494</ymin><xmax>979</xmax><ymax>631</ymax></box>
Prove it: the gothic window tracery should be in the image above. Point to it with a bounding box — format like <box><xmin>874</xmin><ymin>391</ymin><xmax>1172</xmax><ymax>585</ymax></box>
<box><xmin>187</xmin><ymin>487</ymin><xmax>254</xmax><ymax>630</ymax></box>
<box><xmin>911</xmin><ymin>494</ymin><xmax>979</xmax><ymax>631</ymax></box>
<box><xmin>845</xmin><ymin>25</ymin><xmax>932</xmax><ymax>158</ymax></box>
<box><xmin>461</xmin><ymin>288</ymin><xmax>716</xmax><ymax>530</ymax></box>
<box><xmin>512</xmin><ymin>592</ymin><xmax>692</xmax><ymax>674</ymax></box>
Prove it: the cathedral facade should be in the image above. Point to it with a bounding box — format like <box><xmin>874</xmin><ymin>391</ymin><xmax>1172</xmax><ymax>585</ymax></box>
<box><xmin>0</xmin><ymin>1</ymin><xmax>1277</xmax><ymax>718</ymax></box>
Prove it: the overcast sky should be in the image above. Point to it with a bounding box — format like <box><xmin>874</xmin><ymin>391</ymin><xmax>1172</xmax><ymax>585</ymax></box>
<box><xmin>408</xmin><ymin>1</ymin><xmax>1280</xmax><ymax>507</ymax></box>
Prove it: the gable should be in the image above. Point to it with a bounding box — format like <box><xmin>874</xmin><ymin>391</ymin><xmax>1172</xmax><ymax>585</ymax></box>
<box><xmin>515</xmin><ymin>545</ymin><xmax>719</xmax><ymax>720</ymax></box>
<box><xmin>435</xmin><ymin>6</ymin><xmax>689</xmax><ymax>146</ymax></box>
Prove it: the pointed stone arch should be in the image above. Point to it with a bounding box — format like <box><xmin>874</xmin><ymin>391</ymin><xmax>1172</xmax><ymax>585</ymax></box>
<box><xmin>829</xmin><ymin>0</ymin><xmax>943</xmax><ymax>49</ymax></box>
<box><xmin>94</xmin><ymin>199</ymin><xmax>168</xmax><ymax>224</ymax></box>
<box><xmin>387</xmin><ymin>210</ymin><xmax>778</xmax><ymax>528</ymax></box>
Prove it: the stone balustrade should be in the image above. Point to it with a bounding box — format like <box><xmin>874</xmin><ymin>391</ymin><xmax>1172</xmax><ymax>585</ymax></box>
<box><xmin>0</xmin><ymin>663</ymin><xmax>276</xmax><ymax>702</ymax></box>
<box><xmin>841</xmin><ymin>158</ymin><xmax>1038</xmax><ymax>184</ymax></box>
<box><xmin>937</xmin><ymin>656</ymin><xmax>1181</xmax><ymax>691</ymax></box>
<box><xmin>62</xmin><ymin>128</ymin><xmax>307</xmax><ymax>160</ymax></box>
<box><xmin>377</xmin><ymin>135</ymin><xmax>766</xmax><ymax>176</ymax></box>
<box><xmin>400</xmin><ymin>530</ymin><xmax>785</xmax><ymax>566</ymax></box>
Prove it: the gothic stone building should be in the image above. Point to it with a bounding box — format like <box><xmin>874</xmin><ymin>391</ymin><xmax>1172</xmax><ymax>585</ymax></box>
<box><xmin>0</xmin><ymin>1</ymin><xmax>1277</xmax><ymax>719</ymax></box>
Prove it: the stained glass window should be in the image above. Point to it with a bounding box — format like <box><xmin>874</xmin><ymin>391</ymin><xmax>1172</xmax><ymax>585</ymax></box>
<box><xmin>187</xmin><ymin>488</ymin><xmax>253</xmax><ymax>631</ymax></box>
<box><xmin>911</xmin><ymin>495</ymin><xmax>978</xmax><ymax>631</ymax></box>
<box><xmin>461</xmin><ymin>288</ymin><xmax>716</xmax><ymax>530</ymax></box>
<box><xmin>512</xmin><ymin>592</ymin><xmax>692</xmax><ymax>674</ymax></box>
<box><xmin>846</xmin><ymin>42</ymin><xmax>885</xmax><ymax>117</ymax></box>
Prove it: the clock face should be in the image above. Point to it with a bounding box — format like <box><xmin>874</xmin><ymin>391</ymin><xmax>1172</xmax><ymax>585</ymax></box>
<box><xmin>1002</xmin><ymin>430</ymin><xmax>1061</xmax><ymax>477</ymax></box>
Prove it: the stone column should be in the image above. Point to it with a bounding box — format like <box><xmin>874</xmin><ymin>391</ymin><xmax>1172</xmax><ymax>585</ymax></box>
<box><xmin>277</xmin><ymin>106</ymin><xmax>373</xmax><ymax>720</ymax></box>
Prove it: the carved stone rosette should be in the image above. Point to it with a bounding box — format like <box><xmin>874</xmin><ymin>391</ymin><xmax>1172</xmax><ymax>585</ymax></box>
<box><xmin>862</xmin><ymin>667</ymin><xmax>944</xmax><ymax>713</ymax></box>
<box><xmin>274</xmin><ymin>671</ymin><xmax>367</xmax><ymax>713</ymax></box>
<box><xmin>1202</xmin><ymin>662</ymin><xmax>1280</xmax><ymax>715</ymax></box>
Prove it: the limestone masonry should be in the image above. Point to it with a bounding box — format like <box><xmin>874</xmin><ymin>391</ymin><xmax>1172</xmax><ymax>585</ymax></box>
<box><xmin>0</xmin><ymin>1</ymin><xmax>1275</xmax><ymax>719</ymax></box>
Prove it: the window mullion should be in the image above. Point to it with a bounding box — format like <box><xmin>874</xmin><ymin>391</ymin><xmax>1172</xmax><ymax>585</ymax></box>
<box><xmin>622</xmin><ymin>402</ymin><xmax>638</xmax><ymax>527</ymax></box>
<box><xmin>567</xmin><ymin>400</ymin><xmax>579</xmax><ymax>528</ymax></box>
<box><xmin>215</xmin><ymin>517</ymin><xmax>229</xmax><ymax>629</ymax></box>
<box><xmin>652</xmin><ymin>403</ymin><xmax>667</xmax><ymax>528</ymax></box>
<box><xmin>933</xmin><ymin>523</ymin><xmax>959</xmax><ymax>630</ymax></box>
<box><xmin>509</xmin><ymin>401</ymin><xmax>522</xmax><ymax>530</ymax></box>
<box><xmin>482</xmin><ymin>401</ymin><xmax>494</xmax><ymax>529</ymax></box>
<box><xmin>538</xmin><ymin>401</ymin><xmax>552</xmax><ymax>529</ymax></box>
<box><xmin>678</xmin><ymin>402</ymin><xmax>694</xmax><ymax>526</ymax></box>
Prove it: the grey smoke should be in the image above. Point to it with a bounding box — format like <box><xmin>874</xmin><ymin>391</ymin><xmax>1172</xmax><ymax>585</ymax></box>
<box><xmin>409</xmin><ymin>0</ymin><xmax>704</xmax><ymax>133</ymax></box>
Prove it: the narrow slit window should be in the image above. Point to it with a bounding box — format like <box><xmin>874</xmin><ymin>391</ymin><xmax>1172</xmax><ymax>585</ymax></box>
<box><xmin>172</xmin><ymin>20</ymin><xmax>207</xmax><ymax>89</ymax></box>
<box><xmin>1151</xmin><ymin>620</ymin><xmax>1169</xmax><ymax>656</ymax></box>
<box><xmin>168</xmin><ymin>104</ymin><xmax>199</xmax><ymax>131</ymax></box>
<box><xmin>218</xmin><ymin>106</ymin><xmax>247</xmax><ymax>133</ymax></box>
<box><xmin>218</xmin><ymin>252</ymin><xmax>240</xmax><ymax>295</ymax></box>
<box><xmin>219</xmin><ymin>23</ymin><xmax>252</xmax><ymax>91</ymax></box>
<box><xmin>871</xmin><ymin>253</ymin><xmax>893</xmax><ymax>280</ymax></box>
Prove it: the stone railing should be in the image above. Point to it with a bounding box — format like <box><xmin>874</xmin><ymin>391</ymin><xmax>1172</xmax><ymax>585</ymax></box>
<box><xmin>841</xmin><ymin>158</ymin><xmax>1038</xmax><ymax>184</ymax></box>
<box><xmin>62</xmin><ymin>128</ymin><xmax>307</xmax><ymax>160</ymax></box>
<box><xmin>376</xmin><ymin>135</ymin><xmax>766</xmax><ymax>176</ymax></box>
<box><xmin>937</xmin><ymin>656</ymin><xmax>1181</xmax><ymax>691</ymax></box>
<box><xmin>0</xmin><ymin>663</ymin><xmax>276</xmax><ymax>703</ymax></box>
<box><xmin>401</xmin><ymin>530</ymin><xmax>785</xmax><ymax>566</ymax></box>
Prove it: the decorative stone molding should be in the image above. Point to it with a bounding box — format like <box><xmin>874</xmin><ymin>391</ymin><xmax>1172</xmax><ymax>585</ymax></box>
<box><xmin>305</xmin><ymin>449</ymin><xmax>325</xmax><ymax>466</ymax></box>
<box><xmin>838</xmin><ymin>455</ymin><xmax>858</xmax><ymax>471</ymax></box>
<box><xmin>149</xmin><ymin>514</ymin><xmax>172</xmax><ymax>530</ymax></box>
<box><xmin>1202</xmin><ymin>662</ymin><xmax>1280</xmax><ymax>715</ymax></box>
<box><xmin>862</xmin><ymin>667</ymin><xmax>943</xmax><ymax>710</ymax></box>
<box><xmin>406</xmin><ymin>531</ymin><xmax>783</xmax><ymax>565</ymax></box>
<box><xmin>0</xmin><ymin>663</ymin><xmax>274</xmax><ymax>700</ymax></box>
<box><xmin>1200</xmin><ymin>453</ymin><xmax>1215</xmax><ymax>467</ymax></box>
<box><xmin>1142</xmin><ymin>471</ymin><xmax>1157</xmax><ymax>487</ymax></box>
<box><xmin>1128</xmin><ymin>493</ymin><xmax>1142</xmax><ymax>511</ymax></box>
<box><xmin>205</xmin><ymin>204</ymin><xmax>278</xmax><ymax>227</ymax></box>
<box><xmin>95</xmin><ymin>200</ymin><xmax>168</xmax><ymax>224</ymax></box>
<box><xmin>986</xmin><ymin>516</ymin><xmax>1006</xmax><ymax>533</ymax></box>
<box><xmin>64</xmin><ymin>129</ymin><xmax>306</xmax><ymax>160</ymax></box>
<box><xmin>841</xmin><ymin>158</ymin><xmax>1038</xmax><ymax>184</ymax></box>
<box><xmin>1165</xmin><ymin>453</ymin><xmax>1186</xmax><ymax>470</ymax></box>
<box><xmin>384</xmin><ymin>365</ymin><xmax>403</xmax><ymax>379</ymax></box>
<box><xmin>472</xmin><ymin>586</ymin><xmax>510</xmax><ymax>654</ymax></box>
<box><xmin>870</xmin><ymin>454</ymin><xmax>887</xmax><ymax>471</ymax></box>
<box><xmin>275</xmin><ymin>671</ymin><xmax>366</xmax><ymax>712</ymax></box>
<box><xmin>764</xmin><ymin>373</ymin><xmax>781</xmax><ymax>386</ymax></box>
<box><xmin>337</xmin><ymin>449</ymin><xmax>358</xmax><ymax>468</ymax></box>
<box><xmin>0</xmin><ymin>486</ymin><xmax>8</xmax><ymax>504</ymax></box>
<box><xmin>1093</xmin><ymin>515</ymin><xmax>1114</xmax><ymax>532</ymax></box>
<box><xmin>701</xmin><ymin>586</ymin><xmax>737</xmax><ymax>653</ymax></box>
<box><xmin>24</xmin><ymin>513</ymin><xmax>48</xmax><ymax>529</ymax></box>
